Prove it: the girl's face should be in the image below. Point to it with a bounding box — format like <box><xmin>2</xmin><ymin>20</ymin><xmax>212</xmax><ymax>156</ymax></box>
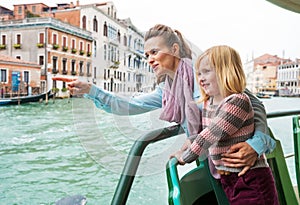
<box><xmin>197</xmin><ymin>56</ymin><xmax>221</xmax><ymax>102</ymax></box>
<box><xmin>144</xmin><ymin>36</ymin><xmax>179</xmax><ymax>78</ymax></box>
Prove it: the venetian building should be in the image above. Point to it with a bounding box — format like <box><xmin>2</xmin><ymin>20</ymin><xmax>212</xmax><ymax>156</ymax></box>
<box><xmin>49</xmin><ymin>1</ymin><xmax>155</xmax><ymax>95</ymax></box>
<box><xmin>244</xmin><ymin>53</ymin><xmax>291</xmax><ymax>94</ymax></box>
<box><xmin>0</xmin><ymin>17</ymin><xmax>92</xmax><ymax>96</ymax></box>
<box><xmin>277</xmin><ymin>59</ymin><xmax>300</xmax><ymax>96</ymax></box>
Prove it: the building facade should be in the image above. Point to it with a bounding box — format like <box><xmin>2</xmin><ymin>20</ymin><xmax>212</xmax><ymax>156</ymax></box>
<box><xmin>244</xmin><ymin>54</ymin><xmax>292</xmax><ymax>95</ymax></box>
<box><xmin>2</xmin><ymin>1</ymin><xmax>156</xmax><ymax>96</ymax></box>
<box><xmin>51</xmin><ymin>1</ymin><xmax>155</xmax><ymax>95</ymax></box>
<box><xmin>0</xmin><ymin>17</ymin><xmax>93</xmax><ymax>96</ymax></box>
<box><xmin>277</xmin><ymin>59</ymin><xmax>300</xmax><ymax>96</ymax></box>
<box><xmin>0</xmin><ymin>54</ymin><xmax>41</xmax><ymax>98</ymax></box>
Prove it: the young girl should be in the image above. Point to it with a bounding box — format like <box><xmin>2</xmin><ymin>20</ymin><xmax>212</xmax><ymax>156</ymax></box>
<box><xmin>173</xmin><ymin>45</ymin><xmax>279</xmax><ymax>205</ymax></box>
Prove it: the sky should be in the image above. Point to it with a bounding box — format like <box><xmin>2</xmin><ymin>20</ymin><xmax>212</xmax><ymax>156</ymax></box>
<box><xmin>1</xmin><ymin>0</ymin><xmax>300</xmax><ymax>62</ymax></box>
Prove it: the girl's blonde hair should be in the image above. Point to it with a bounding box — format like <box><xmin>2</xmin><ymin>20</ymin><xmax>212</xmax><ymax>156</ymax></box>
<box><xmin>195</xmin><ymin>45</ymin><xmax>246</xmax><ymax>102</ymax></box>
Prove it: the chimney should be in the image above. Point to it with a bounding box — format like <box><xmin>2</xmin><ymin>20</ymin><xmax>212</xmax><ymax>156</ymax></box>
<box><xmin>76</xmin><ymin>0</ymin><xmax>80</xmax><ymax>7</ymax></box>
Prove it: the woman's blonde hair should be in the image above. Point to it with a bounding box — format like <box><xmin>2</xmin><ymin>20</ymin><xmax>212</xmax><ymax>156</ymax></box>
<box><xmin>195</xmin><ymin>45</ymin><xmax>246</xmax><ymax>102</ymax></box>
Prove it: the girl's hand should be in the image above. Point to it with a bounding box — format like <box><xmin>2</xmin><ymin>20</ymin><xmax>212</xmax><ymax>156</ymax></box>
<box><xmin>170</xmin><ymin>150</ymin><xmax>186</xmax><ymax>165</ymax></box>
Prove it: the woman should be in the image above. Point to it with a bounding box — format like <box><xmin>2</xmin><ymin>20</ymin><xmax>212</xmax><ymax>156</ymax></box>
<box><xmin>53</xmin><ymin>24</ymin><xmax>275</xmax><ymax>175</ymax></box>
<box><xmin>172</xmin><ymin>45</ymin><xmax>279</xmax><ymax>204</ymax></box>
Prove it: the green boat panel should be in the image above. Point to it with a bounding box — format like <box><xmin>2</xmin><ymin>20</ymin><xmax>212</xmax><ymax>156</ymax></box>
<box><xmin>267</xmin><ymin>128</ymin><xmax>298</xmax><ymax>205</ymax></box>
<box><xmin>293</xmin><ymin>115</ymin><xmax>300</xmax><ymax>199</ymax></box>
<box><xmin>111</xmin><ymin>110</ymin><xmax>300</xmax><ymax>205</ymax></box>
<box><xmin>166</xmin><ymin>124</ymin><xmax>299</xmax><ymax>205</ymax></box>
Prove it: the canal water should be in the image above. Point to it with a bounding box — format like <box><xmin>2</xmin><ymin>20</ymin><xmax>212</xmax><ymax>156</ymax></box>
<box><xmin>0</xmin><ymin>97</ymin><xmax>300</xmax><ymax>204</ymax></box>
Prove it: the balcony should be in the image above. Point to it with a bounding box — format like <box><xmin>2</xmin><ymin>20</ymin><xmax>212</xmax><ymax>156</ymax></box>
<box><xmin>52</xmin><ymin>44</ymin><xmax>59</xmax><ymax>50</ymax></box>
<box><xmin>62</xmin><ymin>46</ymin><xmax>68</xmax><ymax>52</ymax></box>
<box><xmin>13</xmin><ymin>44</ymin><xmax>21</xmax><ymax>49</ymax></box>
<box><xmin>37</xmin><ymin>43</ymin><xmax>44</xmax><ymax>48</ymax></box>
<box><xmin>79</xmin><ymin>50</ymin><xmax>85</xmax><ymax>55</ymax></box>
<box><xmin>71</xmin><ymin>48</ymin><xmax>77</xmax><ymax>54</ymax></box>
<box><xmin>0</xmin><ymin>44</ymin><xmax>6</xmax><ymax>50</ymax></box>
<box><xmin>52</xmin><ymin>69</ymin><xmax>59</xmax><ymax>74</ymax></box>
<box><xmin>109</xmin><ymin>61</ymin><xmax>120</xmax><ymax>69</ymax></box>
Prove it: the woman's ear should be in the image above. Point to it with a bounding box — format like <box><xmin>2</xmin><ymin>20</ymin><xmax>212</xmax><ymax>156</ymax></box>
<box><xmin>172</xmin><ymin>43</ymin><xmax>180</xmax><ymax>57</ymax></box>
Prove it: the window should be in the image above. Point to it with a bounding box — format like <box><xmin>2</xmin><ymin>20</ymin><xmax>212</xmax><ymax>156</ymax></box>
<box><xmin>93</xmin><ymin>16</ymin><xmax>98</xmax><ymax>32</ymax></box>
<box><xmin>18</xmin><ymin>6</ymin><xmax>22</xmax><ymax>14</ymax></box>
<box><xmin>24</xmin><ymin>71</ymin><xmax>29</xmax><ymax>83</ymax></box>
<box><xmin>82</xmin><ymin>16</ymin><xmax>86</xmax><ymax>30</ymax></box>
<box><xmin>87</xmin><ymin>43</ymin><xmax>91</xmax><ymax>53</ymax></box>
<box><xmin>104</xmin><ymin>69</ymin><xmax>106</xmax><ymax>80</ymax></box>
<box><xmin>32</xmin><ymin>5</ymin><xmax>36</xmax><ymax>13</ymax></box>
<box><xmin>123</xmin><ymin>35</ymin><xmax>127</xmax><ymax>46</ymax></box>
<box><xmin>117</xmin><ymin>30</ymin><xmax>120</xmax><ymax>43</ymax></box>
<box><xmin>71</xmin><ymin>39</ymin><xmax>76</xmax><ymax>49</ymax></box>
<box><xmin>71</xmin><ymin>60</ymin><xmax>76</xmax><ymax>73</ymax></box>
<box><xmin>39</xmin><ymin>55</ymin><xmax>44</xmax><ymax>65</ymax></box>
<box><xmin>79</xmin><ymin>61</ymin><xmax>83</xmax><ymax>74</ymax></box>
<box><xmin>104</xmin><ymin>44</ymin><xmax>107</xmax><ymax>60</ymax></box>
<box><xmin>62</xmin><ymin>58</ymin><xmax>67</xmax><ymax>73</ymax></box>
<box><xmin>93</xmin><ymin>41</ymin><xmax>96</xmax><ymax>57</ymax></box>
<box><xmin>53</xmin><ymin>33</ymin><xmax>57</xmax><ymax>44</ymax></box>
<box><xmin>1</xmin><ymin>35</ymin><xmax>6</xmax><ymax>45</ymax></box>
<box><xmin>87</xmin><ymin>63</ymin><xmax>90</xmax><ymax>75</ymax></box>
<box><xmin>79</xmin><ymin>41</ymin><xmax>84</xmax><ymax>51</ymax></box>
<box><xmin>39</xmin><ymin>33</ymin><xmax>44</xmax><ymax>44</ymax></box>
<box><xmin>52</xmin><ymin>57</ymin><xmax>58</xmax><ymax>71</ymax></box>
<box><xmin>103</xmin><ymin>22</ymin><xmax>107</xmax><ymax>37</ymax></box>
<box><xmin>62</xmin><ymin>36</ymin><xmax>67</xmax><ymax>47</ymax></box>
<box><xmin>16</xmin><ymin>56</ymin><xmax>21</xmax><ymax>59</ymax></box>
<box><xmin>94</xmin><ymin>67</ymin><xmax>96</xmax><ymax>78</ymax></box>
<box><xmin>16</xmin><ymin>34</ymin><xmax>21</xmax><ymax>44</ymax></box>
<box><xmin>0</xmin><ymin>69</ymin><xmax>7</xmax><ymax>83</ymax></box>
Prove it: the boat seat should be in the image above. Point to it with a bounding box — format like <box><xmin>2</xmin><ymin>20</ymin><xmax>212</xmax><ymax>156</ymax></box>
<box><xmin>166</xmin><ymin>126</ymin><xmax>298</xmax><ymax>205</ymax></box>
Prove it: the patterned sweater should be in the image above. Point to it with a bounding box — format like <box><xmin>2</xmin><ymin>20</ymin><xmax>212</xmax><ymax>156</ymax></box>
<box><xmin>182</xmin><ymin>93</ymin><xmax>268</xmax><ymax>173</ymax></box>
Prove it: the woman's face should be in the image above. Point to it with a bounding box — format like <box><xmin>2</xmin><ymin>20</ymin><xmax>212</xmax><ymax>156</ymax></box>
<box><xmin>197</xmin><ymin>56</ymin><xmax>221</xmax><ymax>100</ymax></box>
<box><xmin>144</xmin><ymin>36</ymin><xmax>179</xmax><ymax>78</ymax></box>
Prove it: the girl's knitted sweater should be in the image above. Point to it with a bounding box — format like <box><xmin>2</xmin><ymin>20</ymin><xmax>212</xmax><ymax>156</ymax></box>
<box><xmin>182</xmin><ymin>93</ymin><xmax>268</xmax><ymax>173</ymax></box>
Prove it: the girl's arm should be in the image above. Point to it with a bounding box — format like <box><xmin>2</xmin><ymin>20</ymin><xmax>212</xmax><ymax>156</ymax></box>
<box><xmin>182</xmin><ymin>94</ymin><xmax>252</xmax><ymax>163</ymax></box>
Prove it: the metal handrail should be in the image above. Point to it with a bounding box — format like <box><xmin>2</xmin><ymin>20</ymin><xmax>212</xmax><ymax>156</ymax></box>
<box><xmin>111</xmin><ymin>109</ymin><xmax>300</xmax><ymax>205</ymax></box>
<box><xmin>111</xmin><ymin>125</ymin><xmax>184</xmax><ymax>205</ymax></box>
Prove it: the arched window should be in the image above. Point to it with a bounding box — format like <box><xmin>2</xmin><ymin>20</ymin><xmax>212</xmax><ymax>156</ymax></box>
<box><xmin>104</xmin><ymin>44</ymin><xmax>107</xmax><ymax>60</ymax></box>
<box><xmin>82</xmin><ymin>15</ymin><xmax>86</xmax><ymax>30</ymax></box>
<box><xmin>93</xmin><ymin>16</ymin><xmax>98</xmax><ymax>32</ymax></box>
<box><xmin>123</xmin><ymin>34</ymin><xmax>127</xmax><ymax>46</ymax></box>
<box><xmin>117</xmin><ymin>30</ymin><xmax>121</xmax><ymax>43</ymax></box>
<box><xmin>103</xmin><ymin>22</ymin><xmax>108</xmax><ymax>37</ymax></box>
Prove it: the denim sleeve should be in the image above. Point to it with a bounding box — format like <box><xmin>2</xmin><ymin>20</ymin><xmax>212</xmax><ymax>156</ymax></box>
<box><xmin>83</xmin><ymin>84</ymin><xmax>162</xmax><ymax>115</ymax></box>
<box><xmin>245</xmin><ymin>89</ymin><xmax>276</xmax><ymax>156</ymax></box>
<box><xmin>246</xmin><ymin>130</ymin><xmax>276</xmax><ymax>156</ymax></box>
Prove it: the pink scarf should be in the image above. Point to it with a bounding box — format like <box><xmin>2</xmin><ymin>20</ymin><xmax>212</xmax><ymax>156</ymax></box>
<box><xmin>159</xmin><ymin>58</ymin><xmax>202</xmax><ymax>136</ymax></box>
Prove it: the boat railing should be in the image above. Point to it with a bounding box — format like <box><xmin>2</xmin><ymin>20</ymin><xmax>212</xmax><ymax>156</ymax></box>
<box><xmin>111</xmin><ymin>109</ymin><xmax>300</xmax><ymax>205</ymax></box>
